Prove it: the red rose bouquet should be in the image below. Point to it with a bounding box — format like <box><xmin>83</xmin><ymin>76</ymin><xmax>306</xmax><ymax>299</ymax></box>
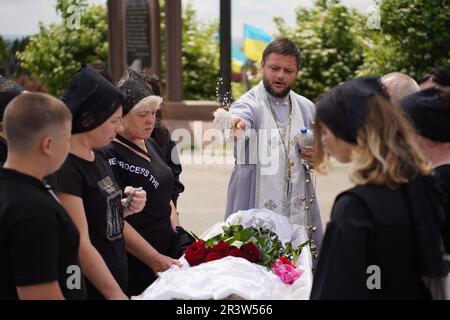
<box><xmin>184</xmin><ymin>225</ymin><xmax>309</xmax><ymax>285</ymax></box>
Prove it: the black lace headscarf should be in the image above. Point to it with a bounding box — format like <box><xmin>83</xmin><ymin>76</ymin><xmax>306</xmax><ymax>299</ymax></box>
<box><xmin>61</xmin><ymin>66</ymin><xmax>126</xmax><ymax>134</ymax></box>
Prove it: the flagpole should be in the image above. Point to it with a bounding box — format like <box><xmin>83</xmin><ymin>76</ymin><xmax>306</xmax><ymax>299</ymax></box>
<box><xmin>219</xmin><ymin>0</ymin><xmax>232</xmax><ymax>104</ymax></box>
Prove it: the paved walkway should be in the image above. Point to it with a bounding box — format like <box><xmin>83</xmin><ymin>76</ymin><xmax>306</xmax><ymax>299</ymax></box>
<box><xmin>177</xmin><ymin>152</ymin><xmax>353</xmax><ymax>236</ymax></box>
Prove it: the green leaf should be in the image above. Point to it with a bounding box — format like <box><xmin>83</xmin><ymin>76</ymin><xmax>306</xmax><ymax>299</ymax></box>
<box><xmin>205</xmin><ymin>239</ymin><xmax>215</xmax><ymax>248</ymax></box>
<box><xmin>235</xmin><ymin>228</ymin><xmax>253</xmax><ymax>242</ymax></box>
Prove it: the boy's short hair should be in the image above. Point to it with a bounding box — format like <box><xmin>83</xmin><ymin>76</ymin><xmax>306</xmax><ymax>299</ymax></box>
<box><xmin>3</xmin><ymin>93</ymin><xmax>72</xmax><ymax>153</ymax></box>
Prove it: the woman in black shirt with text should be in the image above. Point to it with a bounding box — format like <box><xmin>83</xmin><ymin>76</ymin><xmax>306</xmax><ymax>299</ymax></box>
<box><xmin>56</xmin><ymin>67</ymin><xmax>179</xmax><ymax>300</ymax></box>
<box><xmin>101</xmin><ymin>71</ymin><xmax>183</xmax><ymax>296</ymax></box>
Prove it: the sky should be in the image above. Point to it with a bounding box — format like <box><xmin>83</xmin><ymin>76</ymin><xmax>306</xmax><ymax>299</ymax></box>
<box><xmin>0</xmin><ymin>0</ymin><xmax>376</xmax><ymax>41</ymax></box>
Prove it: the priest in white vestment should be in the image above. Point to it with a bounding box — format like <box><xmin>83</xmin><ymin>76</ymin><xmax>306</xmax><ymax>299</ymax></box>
<box><xmin>225</xmin><ymin>39</ymin><xmax>323</xmax><ymax>265</ymax></box>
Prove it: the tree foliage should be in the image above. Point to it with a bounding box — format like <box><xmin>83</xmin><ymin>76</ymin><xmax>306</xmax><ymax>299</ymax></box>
<box><xmin>158</xmin><ymin>1</ymin><xmax>220</xmax><ymax>100</ymax></box>
<box><xmin>16</xmin><ymin>0</ymin><xmax>450</xmax><ymax>100</ymax></box>
<box><xmin>17</xmin><ymin>0</ymin><xmax>108</xmax><ymax>96</ymax></box>
<box><xmin>275</xmin><ymin>0</ymin><xmax>366</xmax><ymax>101</ymax></box>
<box><xmin>180</xmin><ymin>4</ymin><xmax>220</xmax><ymax>100</ymax></box>
<box><xmin>0</xmin><ymin>36</ymin><xmax>6</xmax><ymax>66</ymax></box>
<box><xmin>18</xmin><ymin>0</ymin><xmax>220</xmax><ymax>99</ymax></box>
<box><xmin>358</xmin><ymin>0</ymin><xmax>450</xmax><ymax>78</ymax></box>
<box><xmin>1</xmin><ymin>36</ymin><xmax>30</xmax><ymax>79</ymax></box>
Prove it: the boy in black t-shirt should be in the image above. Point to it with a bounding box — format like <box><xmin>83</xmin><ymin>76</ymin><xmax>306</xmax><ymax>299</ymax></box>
<box><xmin>0</xmin><ymin>92</ymin><xmax>85</xmax><ymax>300</ymax></box>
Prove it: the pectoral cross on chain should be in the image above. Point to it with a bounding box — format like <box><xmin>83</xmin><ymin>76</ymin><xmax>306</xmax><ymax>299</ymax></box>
<box><xmin>287</xmin><ymin>159</ymin><xmax>294</xmax><ymax>195</ymax></box>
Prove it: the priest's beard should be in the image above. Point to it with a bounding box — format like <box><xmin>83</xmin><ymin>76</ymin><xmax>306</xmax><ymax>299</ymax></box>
<box><xmin>263</xmin><ymin>77</ymin><xmax>293</xmax><ymax>99</ymax></box>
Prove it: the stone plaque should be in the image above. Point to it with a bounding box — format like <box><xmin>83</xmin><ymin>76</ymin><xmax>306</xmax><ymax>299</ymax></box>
<box><xmin>126</xmin><ymin>0</ymin><xmax>151</xmax><ymax>69</ymax></box>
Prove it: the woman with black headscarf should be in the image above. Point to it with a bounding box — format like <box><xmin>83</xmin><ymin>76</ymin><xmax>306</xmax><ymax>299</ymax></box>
<box><xmin>99</xmin><ymin>69</ymin><xmax>186</xmax><ymax>296</ymax></box>
<box><xmin>310</xmin><ymin>77</ymin><xmax>448</xmax><ymax>299</ymax></box>
<box><xmin>55</xmin><ymin>66</ymin><xmax>179</xmax><ymax>300</ymax></box>
<box><xmin>125</xmin><ymin>69</ymin><xmax>185</xmax><ymax>207</ymax></box>
<box><xmin>400</xmin><ymin>87</ymin><xmax>450</xmax><ymax>255</ymax></box>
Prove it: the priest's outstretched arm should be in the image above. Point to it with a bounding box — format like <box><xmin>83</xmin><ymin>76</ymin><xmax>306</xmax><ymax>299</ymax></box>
<box><xmin>231</xmin><ymin>116</ymin><xmax>247</xmax><ymax>141</ymax></box>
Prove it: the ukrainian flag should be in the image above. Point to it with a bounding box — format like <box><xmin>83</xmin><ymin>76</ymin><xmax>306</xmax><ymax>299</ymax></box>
<box><xmin>232</xmin><ymin>46</ymin><xmax>247</xmax><ymax>74</ymax></box>
<box><xmin>243</xmin><ymin>24</ymin><xmax>272</xmax><ymax>62</ymax></box>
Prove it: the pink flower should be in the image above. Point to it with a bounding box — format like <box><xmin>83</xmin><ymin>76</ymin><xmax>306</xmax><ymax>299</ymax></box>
<box><xmin>272</xmin><ymin>258</ymin><xmax>304</xmax><ymax>285</ymax></box>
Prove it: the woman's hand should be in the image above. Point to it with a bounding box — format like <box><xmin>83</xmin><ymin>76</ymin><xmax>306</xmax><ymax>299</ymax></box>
<box><xmin>107</xmin><ymin>292</ymin><xmax>129</xmax><ymax>300</ymax></box>
<box><xmin>123</xmin><ymin>187</ymin><xmax>147</xmax><ymax>218</ymax></box>
<box><xmin>150</xmin><ymin>254</ymin><xmax>182</xmax><ymax>275</ymax></box>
